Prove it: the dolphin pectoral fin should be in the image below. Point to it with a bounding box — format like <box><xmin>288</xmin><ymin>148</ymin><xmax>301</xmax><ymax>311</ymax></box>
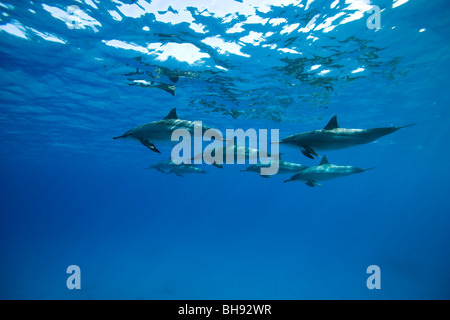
<box><xmin>148</xmin><ymin>143</ymin><xmax>161</xmax><ymax>153</ymax></box>
<box><xmin>212</xmin><ymin>163</ymin><xmax>223</xmax><ymax>169</ymax></box>
<box><xmin>167</xmin><ymin>169</ymin><xmax>184</xmax><ymax>177</ymax></box>
<box><xmin>260</xmin><ymin>174</ymin><xmax>270</xmax><ymax>178</ymax></box>
<box><xmin>140</xmin><ymin>139</ymin><xmax>161</xmax><ymax>153</ymax></box>
<box><xmin>306</xmin><ymin>146</ymin><xmax>319</xmax><ymax>157</ymax></box>
<box><xmin>166</xmin><ymin>170</ymin><xmax>181</xmax><ymax>177</ymax></box>
<box><xmin>301</xmin><ymin>146</ymin><xmax>319</xmax><ymax>159</ymax></box>
<box><xmin>306</xmin><ymin>180</ymin><xmax>321</xmax><ymax>187</ymax></box>
<box><xmin>156</xmin><ymin>168</ymin><xmax>166</xmax><ymax>174</ymax></box>
<box><xmin>301</xmin><ymin>149</ymin><xmax>314</xmax><ymax>159</ymax></box>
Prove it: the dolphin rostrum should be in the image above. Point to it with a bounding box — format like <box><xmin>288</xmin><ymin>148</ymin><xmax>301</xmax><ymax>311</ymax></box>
<box><xmin>113</xmin><ymin>108</ymin><xmax>223</xmax><ymax>153</ymax></box>
<box><xmin>241</xmin><ymin>159</ymin><xmax>308</xmax><ymax>178</ymax></box>
<box><xmin>278</xmin><ymin>116</ymin><xmax>415</xmax><ymax>159</ymax></box>
<box><xmin>283</xmin><ymin>155</ymin><xmax>374</xmax><ymax>187</ymax></box>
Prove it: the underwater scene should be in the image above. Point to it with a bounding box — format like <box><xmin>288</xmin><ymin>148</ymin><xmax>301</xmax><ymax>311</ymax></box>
<box><xmin>0</xmin><ymin>0</ymin><xmax>449</xmax><ymax>299</ymax></box>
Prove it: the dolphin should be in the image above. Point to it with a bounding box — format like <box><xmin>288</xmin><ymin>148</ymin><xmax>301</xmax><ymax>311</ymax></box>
<box><xmin>113</xmin><ymin>108</ymin><xmax>224</xmax><ymax>153</ymax></box>
<box><xmin>278</xmin><ymin>116</ymin><xmax>415</xmax><ymax>159</ymax></box>
<box><xmin>166</xmin><ymin>164</ymin><xmax>207</xmax><ymax>177</ymax></box>
<box><xmin>146</xmin><ymin>158</ymin><xmax>177</xmax><ymax>174</ymax></box>
<box><xmin>191</xmin><ymin>137</ymin><xmax>279</xmax><ymax>169</ymax></box>
<box><xmin>283</xmin><ymin>155</ymin><xmax>374</xmax><ymax>187</ymax></box>
<box><xmin>146</xmin><ymin>158</ymin><xmax>206</xmax><ymax>177</ymax></box>
<box><xmin>241</xmin><ymin>159</ymin><xmax>308</xmax><ymax>178</ymax></box>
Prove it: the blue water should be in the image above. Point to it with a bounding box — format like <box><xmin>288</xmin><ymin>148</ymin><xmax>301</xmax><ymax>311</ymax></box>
<box><xmin>1</xmin><ymin>0</ymin><xmax>449</xmax><ymax>300</ymax></box>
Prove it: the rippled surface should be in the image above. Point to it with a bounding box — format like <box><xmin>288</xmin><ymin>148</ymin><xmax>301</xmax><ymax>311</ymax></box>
<box><xmin>2</xmin><ymin>0</ymin><xmax>443</xmax><ymax>160</ymax></box>
<box><xmin>1</xmin><ymin>0</ymin><xmax>450</xmax><ymax>299</ymax></box>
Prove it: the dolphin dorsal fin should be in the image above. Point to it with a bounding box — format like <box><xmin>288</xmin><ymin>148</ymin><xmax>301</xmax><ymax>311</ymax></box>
<box><xmin>319</xmin><ymin>155</ymin><xmax>330</xmax><ymax>165</ymax></box>
<box><xmin>324</xmin><ymin>116</ymin><xmax>339</xmax><ymax>130</ymax></box>
<box><xmin>164</xmin><ymin>108</ymin><xmax>178</xmax><ymax>120</ymax></box>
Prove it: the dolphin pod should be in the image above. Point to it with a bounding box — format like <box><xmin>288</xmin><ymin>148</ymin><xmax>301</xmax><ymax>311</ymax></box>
<box><xmin>114</xmin><ymin>109</ymin><xmax>414</xmax><ymax>185</ymax></box>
